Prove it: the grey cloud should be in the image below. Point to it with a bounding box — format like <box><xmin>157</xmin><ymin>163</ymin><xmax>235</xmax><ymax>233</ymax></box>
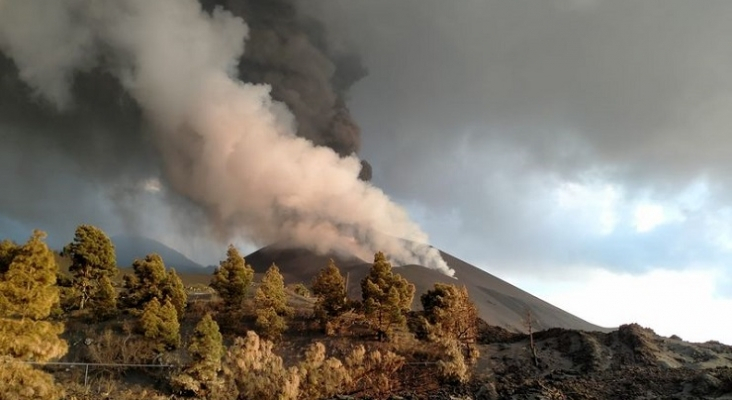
<box><xmin>306</xmin><ymin>0</ymin><xmax>732</xmax><ymax>274</ymax></box>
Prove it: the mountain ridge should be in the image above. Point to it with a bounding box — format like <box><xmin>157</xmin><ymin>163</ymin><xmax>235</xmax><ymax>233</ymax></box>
<box><xmin>112</xmin><ymin>235</ymin><xmax>209</xmax><ymax>273</ymax></box>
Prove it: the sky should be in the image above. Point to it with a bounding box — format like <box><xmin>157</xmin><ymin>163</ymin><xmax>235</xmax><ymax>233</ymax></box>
<box><xmin>2</xmin><ymin>0</ymin><xmax>732</xmax><ymax>343</ymax></box>
<box><xmin>305</xmin><ymin>0</ymin><xmax>732</xmax><ymax>344</ymax></box>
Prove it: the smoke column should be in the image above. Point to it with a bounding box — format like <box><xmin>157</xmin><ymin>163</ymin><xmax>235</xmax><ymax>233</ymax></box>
<box><xmin>0</xmin><ymin>0</ymin><xmax>453</xmax><ymax>275</ymax></box>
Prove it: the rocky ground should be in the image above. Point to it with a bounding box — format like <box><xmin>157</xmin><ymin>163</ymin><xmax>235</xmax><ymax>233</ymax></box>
<box><xmin>375</xmin><ymin>324</ymin><xmax>732</xmax><ymax>400</ymax></box>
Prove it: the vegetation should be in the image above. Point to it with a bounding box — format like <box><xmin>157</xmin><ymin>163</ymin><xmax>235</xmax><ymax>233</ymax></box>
<box><xmin>139</xmin><ymin>297</ymin><xmax>181</xmax><ymax>350</ymax></box>
<box><xmin>163</xmin><ymin>268</ymin><xmax>187</xmax><ymax>318</ymax></box>
<box><xmin>254</xmin><ymin>264</ymin><xmax>293</xmax><ymax>340</ymax></box>
<box><xmin>210</xmin><ymin>245</ymin><xmax>254</xmax><ymax>310</ymax></box>
<box><xmin>0</xmin><ymin>228</ymin><xmax>490</xmax><ymax>398</ymax></box>
<box><xmin>223</xmin><ymin>331</ymin><xmax>300</xmax><ymax>400</ymax></box>
<box><xmin>0</xmin><ymin>239</ymin><xmax>19</xmax><ymax>273</ymax></box>
<box><xmin>421</xmin><ymin>283</ymin><xmax>478</xmax><ymax>343</ymax></box>
<box><xmin>122</xmin><ymin>253</ymin><xmax>167</xmax><ymax>309</ymax></box>
<box><xmin>361</xmin><ymin>252</ymin><xmax>415</xmax><ymax>340</ymax></box>
<box><xmin>171</xmin><ymin>313</ymin><xmax>224</xmax><ymax>398</ymax></box>
<box><xmin>289</xmin><ymin>282</ymin><xmax>311</xmax><ymax>298</ymax></box>
<box><xmin>62</xmin><ymin>225</ymin><xmax>117</xmax><ymax>311</ymax></box>
<box><xmin>421</xmin><ymin>283</ymin><xmax>480</xmax><ymax>383</ymax></box>
<box><xmin>92</xmin><ymin>275</ymin><xmax>118</xmax><ymax>320</ymax></box>
<box><xmin>222</xmin><ymin>330</ymin><xmax>405</xmax><ymax>400</ymax></box>
<box><xmin>122</xmin><ymin>253</ymin><xmax>187</xmax><ymax>319</ymax></box>
<box><xmin>0</xmin><ymin>231</ymin><xmax>67</xmax><ymax>399</ymax></box>
<box><xmin>312</xmin><ymin>259</ymin><xmax>348</xmax><ymax>331</ymax></box>
<box><xmin>296</xmin><ymin>342</ymin><xmax>350</xmax><ymax>399</ymax></box>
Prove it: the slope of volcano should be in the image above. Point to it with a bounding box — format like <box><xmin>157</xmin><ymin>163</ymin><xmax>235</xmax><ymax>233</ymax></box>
<box><xmin>244</xmin><ymin>244</ymin><xmax>607</xmax><ymax>333</ymax></box>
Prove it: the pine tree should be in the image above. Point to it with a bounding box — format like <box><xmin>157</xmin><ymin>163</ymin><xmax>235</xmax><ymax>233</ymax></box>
<box><xmin>91</xmin><ymin>275</ymin><xmax>118</xmax><ymax>321</ymax></box>
<box><xmin>0</xmin><ymin>231</ymin><xmax>67</xmax><ymax>399</ymax></box>
<box><xmin>255</xmin><ymin>307</ymin><xmax>288</xmax><ymax>341</ymax></box>
<box><xmin>62</xmin><ymin>225</ymin><xmax>117</xmax><ymax>310</ymax></box>
<box><xmin>210</xmin><ymin>245</ymin><xmax>254</xmax><ymax>309</ymax></box>
<box><xmin>312</xmin><ymin>259</ymin><xmax>347</xmax><ymax>327</ymax></box>
<box><xmin>0</xmin><ymin>239</ymin><xmax>18</xmax><ymax>274</ymax></box>
<box><xmin>0</xmin><ymin>231</ymin><xmax>61</xmax><ymax>320</ymax></box>
<box><xmin>163</xmin><ymin>268</ymin><xmax>187</xmax><ymax>319</ymax></box>
<box><xmin>123</xmin><ymin>254</ymin><xmax>187</xmax><ymax>321</ymax></box>
<box><xmin>361</xmin><ymin>252</ymin><xmax>415</xmax><ymax>341</ymax></box>
<box><xmin>421</xmin><ymin>283</ymin><xmax>478</xmax><ymax>343</ymax></box>
<box><xmin>254</xmin><ymin>264</ymin><xmax>292</xmax><ymax>340</ymax></box>
<box><xmin>122</xmin><ymin>253</ymin><xmax>167</xmax><ymax>309</ymax></box>
<box><xmin>172</xmin><ymin>313</ymin><xmax>224</xmax><ymax>398</ymax></box>
<box><xmin>421</xmin><ymin>284</ymin><xmax>479</xmax><ymax>381</ymax></box>
<box><xmin>139</xmin><ymin>297</ymin><xmax>180</xmax><ymax>350</ymax></box>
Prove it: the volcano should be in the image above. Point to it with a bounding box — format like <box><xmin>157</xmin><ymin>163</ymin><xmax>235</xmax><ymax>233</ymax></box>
<box><xmin>244</xmin><ymin>244</ymin><xmax>607</xmax><ymax>333</ymax></box>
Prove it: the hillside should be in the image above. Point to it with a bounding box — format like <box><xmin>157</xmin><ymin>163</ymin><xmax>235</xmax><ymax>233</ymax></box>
<box><xmin>244</xmin><ymin>244</ymin><xmax>606</xmax><ymax>334</ymax></box>
<box><xmin>106</xmin><ymin>236</ymin><xmax>605</xmax><ymax>333</ymax></box>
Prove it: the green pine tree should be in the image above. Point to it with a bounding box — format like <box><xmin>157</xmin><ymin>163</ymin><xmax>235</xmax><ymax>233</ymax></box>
<box><xmin>172</xmin><ymin>313</ymin><xmax>224</xmax><ymax>398</ymax></box>
<box><xmin>210</xmin><ymin>245</ymin><xmax>254</xmax><ymax>310</ymax></box>
<box><xmin>254</xmin><ymin>264</ymin><xmax>292</xmax><ymax>340</ymax></box>
<box><xmin>361</xmin><ymin>252</ymin><xmax>415</xmax><ymax>341</ymax></box>
<box><xmin>163</xmin><ymin>268</ymin><xmax>187</xmax><ymax>319</ymax></box>
<box><xmin>312</xmin><ymin>259</ymin><xmax>348</xmax><ymax>327</ymax></box>
<box><xmin>62</xmin><ymin>225</ymin><xmax>117</xmax><ymax>310</ymax></box>
<box><xmin>0</xmin><ymin>239</ymin><xmax>19</xmax><ymax>274</ymax></box>
<box><xmin>0</xmin><ymin>231</ymin><xmax>67</xmax><ymax>399</ymax></box>
<box><xmin>421</xmin><ymin>283</ymin><xmax>478</xmax><ymax>343</ymax></box>
<box><xmin>139</xmin><ymin>297</ymin><xmax>180</xmax><ymax>350</ymax></box>
<box><xmin>90</xmin><ymin>275</ymin><xmax>118</xmax><ymax>321</ymax></box>
<box><xmin>0</xmin><ymin>231</ymin><xmax>61</xmax><ymax>320</ymax></box>
<box><xmin>122</xmin><ymin>253</ymin><xmax>167</xmax><ymax>310</ymax></box>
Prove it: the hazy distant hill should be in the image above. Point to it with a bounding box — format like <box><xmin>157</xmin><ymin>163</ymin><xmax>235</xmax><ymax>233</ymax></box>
<box><xmin>245</xmin><ymin>244</ymin><xmax>608</xmax><ymax>334</ymax></box>
<box><xmin>112</xmin><ymin>235</ymin><xmax>209</xmax><ymax>273</ymax></box>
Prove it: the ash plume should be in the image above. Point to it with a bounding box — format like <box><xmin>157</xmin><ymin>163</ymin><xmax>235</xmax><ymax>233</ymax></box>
<box><xmin>0</xmin><ymin>0</ymin><xmax>453</xmax><ymax>275</ymax></box>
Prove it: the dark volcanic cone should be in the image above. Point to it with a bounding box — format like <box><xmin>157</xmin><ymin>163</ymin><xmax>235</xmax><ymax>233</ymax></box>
<box><xmin>245</xmin><ymin>244</ymin><xmax>607</xmax><ymax>333</ymax></box>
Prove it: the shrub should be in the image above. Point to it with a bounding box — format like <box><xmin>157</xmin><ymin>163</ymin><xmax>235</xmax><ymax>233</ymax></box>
<box><xmin>435</xmin><ymin>338</ymin><xmax>470</xmax><ymax>383</ymax></box>
<box><xmin>297</xmin><ymin>342</ymin><xmax>350</xmax><ymax>400</ymax></box>
<box><xmin>84</xmin><ymin>328</ymin><xmax>158</xmax><ymax>367</ymax></box>
<box><xmin>345</xmin><ymin>345</ymin><xmax>405</xmax><ymax>395</ymax></box>
<box><xmin>223</xmin><ymin>331</ymin><xmax>299</xmax><ymax>400</ymax></box>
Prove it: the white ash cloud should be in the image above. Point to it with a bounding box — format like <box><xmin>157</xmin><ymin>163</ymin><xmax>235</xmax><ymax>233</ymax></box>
<box><xmin>0</xmin><ymin>0</ymin><xmax>452</xmax><ymax>274</ymax></box>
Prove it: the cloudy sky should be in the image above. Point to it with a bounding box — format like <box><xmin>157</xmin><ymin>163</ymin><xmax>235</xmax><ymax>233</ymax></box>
<box><xmin>2</xmin><ymin>0</ymin><xmax>732</xmax><ymax>343</ymax></box>
<box><xmin>306</xmin><ymin>0</ymin><xmax>732</xmax><ymax>343</ymax></box>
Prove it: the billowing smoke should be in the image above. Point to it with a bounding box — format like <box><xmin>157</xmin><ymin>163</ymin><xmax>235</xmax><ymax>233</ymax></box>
<box><xmin>0</xmin><ymin>0</ymin><xmax>453</xmax><ymax>275</ymax></box>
